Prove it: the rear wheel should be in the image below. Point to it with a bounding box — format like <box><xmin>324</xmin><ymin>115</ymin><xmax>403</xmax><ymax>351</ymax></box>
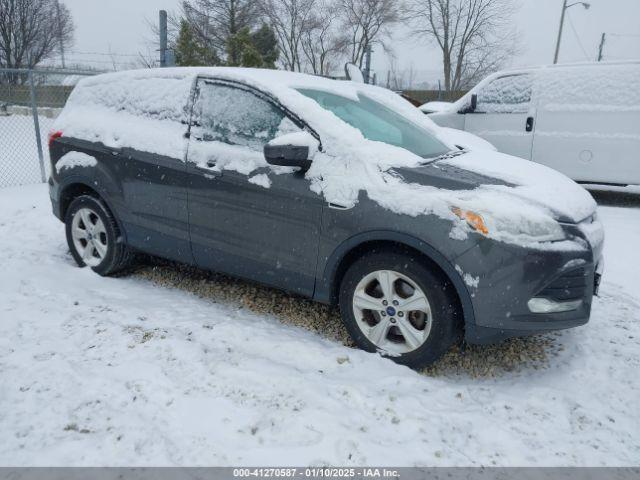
<box><xmin>65</xmin><ymin>195</ymin><xmax>132</xmax><ymax>276</ymax></box>
<box><xmin>339</xmin><ymin>249</ymin><xmax>461</xmax><ymax>368</ymax></box>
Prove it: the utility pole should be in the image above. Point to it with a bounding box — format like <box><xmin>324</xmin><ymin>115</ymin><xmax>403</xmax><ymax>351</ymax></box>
<box><xmin>597</xmin><ymin>32</ymin><xmax>606</xmax><ymax>61</ymax></box>
<box><xmin>159</xmin><ymin>10</ymin><xmax>168</xmax><ymax>67</ymax></box>
<box><xmin>553</xmin><ymin>0</ymin><xmax>568</xmax><ymax>64</ymax></box>
<box><xmin>363</xmin><ymin>45</ymin><xmax>372</xmax><ymax>84</ymax></box>
<box><xmin>55</xmin><ymin>0</ymin><xmax>66</xmax><ymax>68</ymax></box>
<box><xmin>553</xmin><ymin>0</ymin><xmax>591</xmax><ymax>64</ymax></box>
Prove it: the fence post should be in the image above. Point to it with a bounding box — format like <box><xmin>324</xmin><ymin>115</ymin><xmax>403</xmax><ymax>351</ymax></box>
<box><xmin>28</xmin><ymin>70</ymin><xmax>46</xmax><ymax>183</ymax></box>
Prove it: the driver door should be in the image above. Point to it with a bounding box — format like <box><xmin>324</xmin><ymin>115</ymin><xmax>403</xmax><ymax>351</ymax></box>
<box><xmin>185</xmin><ymin>78</ymin><xmax>324</xmax><ymax>296</ymax></box>
<box><xmin>465</xmin><ymin>74</ymin><xmax>536</xmax><ymax>160</ymax></box>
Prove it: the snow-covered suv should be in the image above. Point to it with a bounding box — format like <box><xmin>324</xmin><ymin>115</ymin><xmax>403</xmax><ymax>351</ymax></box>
<box><xmin>48</xmin><ymin>68</ymin><xmax>604</xmax><ymax>368</ymax></box>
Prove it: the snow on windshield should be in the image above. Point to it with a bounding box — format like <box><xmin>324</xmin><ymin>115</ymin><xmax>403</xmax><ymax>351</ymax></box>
<box><xmin>297</xmin><ymin>88</ymin><xmax>449</xmax><ymax>159</ymax></box>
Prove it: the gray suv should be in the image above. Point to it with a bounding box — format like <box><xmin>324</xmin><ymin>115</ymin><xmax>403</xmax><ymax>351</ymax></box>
<box><xmin>48</xmin><ymin>68</ymin><xmax>604</xmax><ymax>368</ymax></box>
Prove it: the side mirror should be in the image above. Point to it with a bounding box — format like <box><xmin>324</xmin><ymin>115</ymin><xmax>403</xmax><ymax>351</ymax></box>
<box><xmin>344</xmin><ymin>63</ymin><xmax>365</xmax><ymax>84</ymax></box>
<box><xmin>264</xmin><ymin>131</ymin><xmax>318</xmax><ymax>172</ymax></box>
<box><xmin>459</xmin><ymin>93</ymin><xmax>478</xmax><ymax>114</ymax></box>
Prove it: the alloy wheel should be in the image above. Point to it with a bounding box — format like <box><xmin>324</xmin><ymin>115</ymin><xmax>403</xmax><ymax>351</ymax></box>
<box><xmin>352</xmin><ymin>270</ymin><xmax>433</xmax><ymax>355</ymax></box>
<box><xmin>71</xmin><ymin>207</ymin><xmax>108</xmax><ymax>267</ymax></box>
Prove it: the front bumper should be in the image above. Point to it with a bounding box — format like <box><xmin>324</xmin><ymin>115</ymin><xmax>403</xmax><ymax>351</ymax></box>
<box><xmin>457</xmin><ymin>220</ymin><xmax>604</xmax><ymax>345</ymax></box>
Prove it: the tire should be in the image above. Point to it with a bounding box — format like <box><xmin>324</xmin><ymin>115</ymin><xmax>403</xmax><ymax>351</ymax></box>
<box><xmin>339</xmin><ymin>249</ymin><xmax>462</xmax><ymax>369</ymax></box>
<box><xmin>65</xmin><ymin>195</ymin><xmax>133</xmax><ymax>276</ymax></box>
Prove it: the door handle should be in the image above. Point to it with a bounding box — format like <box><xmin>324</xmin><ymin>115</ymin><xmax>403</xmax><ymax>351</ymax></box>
<box><xmin>525</xmin><ymin>116</ymin><xmax>534</xmax><ymax>132</ymax></box>
<box><xmin>108</xmin><ymin>146</ymin><xmax>123</xmax><ymax>156</ymax></box>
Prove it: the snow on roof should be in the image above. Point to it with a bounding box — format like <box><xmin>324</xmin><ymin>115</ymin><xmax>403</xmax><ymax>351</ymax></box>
<box><xmin>450</xmin><ymin>61</ymin><xmax>640</xmax><ymax>111</ymax></box>
<box><xmin>59</xmin><ymin>66</ymin><xmax>454</xmax><ymax>167</ymax></box>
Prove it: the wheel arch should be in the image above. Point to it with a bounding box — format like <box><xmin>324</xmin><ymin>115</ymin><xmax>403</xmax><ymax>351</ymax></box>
<box><xmin>315</xmin><ymin>231</ymin><xmax>476</xmax><ymax>331</ymax></box>
<box><xmin>58</xmin><ymin>180</ymin><xmax>128</xmax><ymax>244</ymax></box>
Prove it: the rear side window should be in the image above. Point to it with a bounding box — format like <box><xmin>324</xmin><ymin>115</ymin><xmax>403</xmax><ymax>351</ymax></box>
<box><xmin>476</xmin><ymin>74</ymin><xmax>533</xmax><ymax>114</ymax></box>
<box><xmin>191</xmin><ymin>81</ymin><xmax>299</xmax><ymax>152</ymax></box>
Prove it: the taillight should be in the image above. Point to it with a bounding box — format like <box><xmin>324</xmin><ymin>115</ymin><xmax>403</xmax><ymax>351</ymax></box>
<box><xmin>48</xmin><ymin>130</ymin><xmax>63</xmax><ymax>148</ymax></box>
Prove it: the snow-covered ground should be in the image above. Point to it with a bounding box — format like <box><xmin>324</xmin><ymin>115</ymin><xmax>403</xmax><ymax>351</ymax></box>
<box><xmin>0</xmin><ymin>184</ymin><xmax>639</xmax><ymax>466</ymax></box>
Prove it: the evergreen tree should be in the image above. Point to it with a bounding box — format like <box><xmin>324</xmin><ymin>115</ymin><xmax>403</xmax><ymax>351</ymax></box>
<box><xmin>174</xmin><ymin>19</ymin><xmax>220</xmax><ymax>66</ymax></box>
<box><xmin>226</xmin><ymin>25</ymin><xmax>278</xmax><ymax>68</ymax></box>
<box><xmin>226</xmin><ymin>28</ymin><xmax>256</xmax><ymax>67</ymax></box>
<box><xmin>251</xmin><ymin>24</ymin><xmax>279</xmax><ymax>69</ymax></box>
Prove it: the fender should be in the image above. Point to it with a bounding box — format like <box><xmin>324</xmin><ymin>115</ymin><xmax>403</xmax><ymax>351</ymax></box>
<box><xmin>313</xmin><ymin>230</ymin><xmax>477</xmax><ymax>334</ymax></box>
<box><xmin>55</xmin><ymin>171</ymin><xmax>129</xmax><ymax>244</ymax></box>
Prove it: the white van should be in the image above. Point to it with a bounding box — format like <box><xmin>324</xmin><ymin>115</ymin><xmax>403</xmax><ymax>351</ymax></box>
<box><xmin>429</xmin><ymin>61</ymin><xmax>640</xmax><ymax>186</ymax></box>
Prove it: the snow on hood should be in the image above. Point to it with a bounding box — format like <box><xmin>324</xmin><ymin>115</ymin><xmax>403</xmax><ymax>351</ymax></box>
<box><xmin>441</xmin><ymin>150</ymin><xmax>597</xmax><ymax>223</ymax></box>
<box><xmin>419</xmin><ymin>101</ymin><xmax>453</xmax><ymax>113</ymax></box>
<box><xmin>55</xmin><ymin>68</ymin><xmax>597</xmax><ymax>250</ymax></box>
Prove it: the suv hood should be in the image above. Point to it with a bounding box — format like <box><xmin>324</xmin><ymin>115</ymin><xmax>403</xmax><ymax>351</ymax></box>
<box><xmin>397</xmin><ymin>150</ymin><xmax>597</xmax><ymax>224</ymax></box>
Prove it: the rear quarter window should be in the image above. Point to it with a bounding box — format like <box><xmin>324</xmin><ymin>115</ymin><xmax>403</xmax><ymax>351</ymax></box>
<box><xmin>66</xmin><ymin>74</ymin><xmax>192</xmax><ymax>122</ymax></box>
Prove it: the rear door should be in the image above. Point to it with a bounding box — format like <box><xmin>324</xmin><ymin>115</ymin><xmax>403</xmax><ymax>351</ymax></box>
<box><xmin>115</xmin><ymin>146</ymin><xmax>191</xmax><ymax>263</ymax></box>
<box><xmin>464</xmin><ymin>73</ymin><xmax>536</xmax><ymax>160</ymax></box>
<box><xmin>185</xmin><ymin>78</ymin><xmax>323</xmax><ymax>296</ymax></box>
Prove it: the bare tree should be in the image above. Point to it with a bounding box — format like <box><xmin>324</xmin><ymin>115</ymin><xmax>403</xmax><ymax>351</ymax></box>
<box><xmin>386</xmin><ymin>55</ymin><xmax>406</xmax><ymax>90</ymax></box>
<box><xmin>136</xmin><ymin>50</ymin><xmax>159</xmax><ymax>69</ymax></box>
<box><xmin>339</xmin><ymin>0</ymin><xmax>399</xmax><ymax>68</ymax></box>
<box><xmin>300</xmin><ymin>0</ymin><xmax>348</xmax><ymax>76</ymax></box>
<box><xmin>406</xmin><ymin>0</ymin><xmax>520</xmax><ymax>91</ymax></box>
<box><xmin>0</xmin><ymin>0</ymin><xmax>74</xmax><ymax>71</ymax></box>
<box><xmin>259</xmin><ymin>0</ymin><xmax>317</xmax><ymax>71</ymax></box>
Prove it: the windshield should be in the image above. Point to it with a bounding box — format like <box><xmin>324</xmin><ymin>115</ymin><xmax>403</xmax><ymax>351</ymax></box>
<box><xmin>297</xmin><ymin>89</ymin><xmax>450</xmax><ymax>159</ymax></box>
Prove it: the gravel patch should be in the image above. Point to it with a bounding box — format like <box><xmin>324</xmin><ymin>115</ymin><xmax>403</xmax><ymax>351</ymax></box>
<box><xmin>133</xmin><ymin>258</ymin><xmax>562</xmax><ymax>378</ymax></box>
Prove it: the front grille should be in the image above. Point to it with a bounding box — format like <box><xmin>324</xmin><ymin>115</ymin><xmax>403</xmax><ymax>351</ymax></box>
<box><xmin>537</xmin><ymin>267</ymin><xmax>589</xmax><ymax>301</ymax></box>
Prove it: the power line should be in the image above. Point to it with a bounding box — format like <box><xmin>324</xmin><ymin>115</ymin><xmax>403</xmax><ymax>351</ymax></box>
<box><xmin>608</xmin><ymin>33</ymin><xmax>640</xmax><ymax>38</ymax></box>
<box><xmin>66</xmin><ymin>50</ymin><xmax>141</xmax><ymax>58</ymax></box>
<box><xmin>566</xmin><ymin>11</ymin><xmax>590</xmax><ymax>60</ymax></box>
<box><xmin>61</xmin><ymin>57</ymin><xmax>136</xmax><ymax>65</ymax></box>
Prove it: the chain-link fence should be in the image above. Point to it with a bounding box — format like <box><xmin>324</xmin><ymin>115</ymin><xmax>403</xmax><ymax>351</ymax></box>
<box><xmin>0</xmin><ymin>68</ymin><xmax>97</xmax><ymax>188</ymax></box>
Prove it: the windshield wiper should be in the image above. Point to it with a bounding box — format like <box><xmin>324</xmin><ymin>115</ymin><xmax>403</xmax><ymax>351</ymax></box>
<box><xmin>420</xmin><ymin>149</ymin><xmax>467</xmax><ymax>165</ymax></box>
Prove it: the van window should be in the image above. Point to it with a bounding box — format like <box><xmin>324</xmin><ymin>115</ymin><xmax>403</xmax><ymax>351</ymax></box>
<box><xmin>192</xmin><ymin>81</ymin><xmax>299</xmax><ymax>152</ymax></box>
<box><xmin>476</xmin><ymin>74</ymin><xmax>533</xmax><ymax>114</ymax></box>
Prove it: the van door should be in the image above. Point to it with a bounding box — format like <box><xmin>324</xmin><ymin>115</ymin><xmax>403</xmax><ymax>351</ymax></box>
<box><xmin>464</xmin><ymin>74</ymin><xmax>536</xmax><ymax>160</ymax></box>
<box><xmin>532</xmin><ymin>64</ymin><xmax>640</xmax><ymax>185</ymax></box>
<box><xmin>185</xmin><ymin>78</ymin><xmax>323</xmax><ymax>296</ymax></box>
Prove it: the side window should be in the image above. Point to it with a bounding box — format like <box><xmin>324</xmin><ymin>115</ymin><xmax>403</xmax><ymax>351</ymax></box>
<box><xmin>476</xmin><ymin>74</ymin><xmax>533</xmax><ymax>114</ymax></box>
<box><xmin>192</xmin><ymin>81</ymin><xmax>300</xmax><ymax>151</ymax></box>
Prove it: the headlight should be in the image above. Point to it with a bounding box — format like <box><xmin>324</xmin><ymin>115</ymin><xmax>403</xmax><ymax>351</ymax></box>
<box><xmin>451</xmin><ymin>206</ymin><xmax>566</xmax><ymax>243</ymax></box>
<box><xmin>452</xmin><ymin>207</ymin><xmax>489</xmax><ymax>235</ymax></box>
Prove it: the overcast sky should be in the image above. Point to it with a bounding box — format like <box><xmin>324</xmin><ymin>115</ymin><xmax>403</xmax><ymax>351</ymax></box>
<box><xmin>59</xmin><ymin>0</ymin><xmax>640</xmax><ymax>84</ymax></box>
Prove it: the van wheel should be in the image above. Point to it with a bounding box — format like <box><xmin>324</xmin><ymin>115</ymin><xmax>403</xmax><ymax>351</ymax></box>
<box><xmin>65</xmin><ymin>195</ymin><xmax>133</xmax><ymax>276</ymax></box>
<box><xmin>339</xmin><ymin>249</ymin><xmax>461</xmax><ymax>369</ymax></box>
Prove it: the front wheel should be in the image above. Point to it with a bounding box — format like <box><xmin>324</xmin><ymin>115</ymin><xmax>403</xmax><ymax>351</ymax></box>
<box><xmin>339</xmin><ymin>250</ymin><xmax>461</xmax><ymax>368</ymax></box>
<box><xmin>65</xmin><ymin>195</ymin><xmax>132</xmax><ymax>276</ymax></box>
